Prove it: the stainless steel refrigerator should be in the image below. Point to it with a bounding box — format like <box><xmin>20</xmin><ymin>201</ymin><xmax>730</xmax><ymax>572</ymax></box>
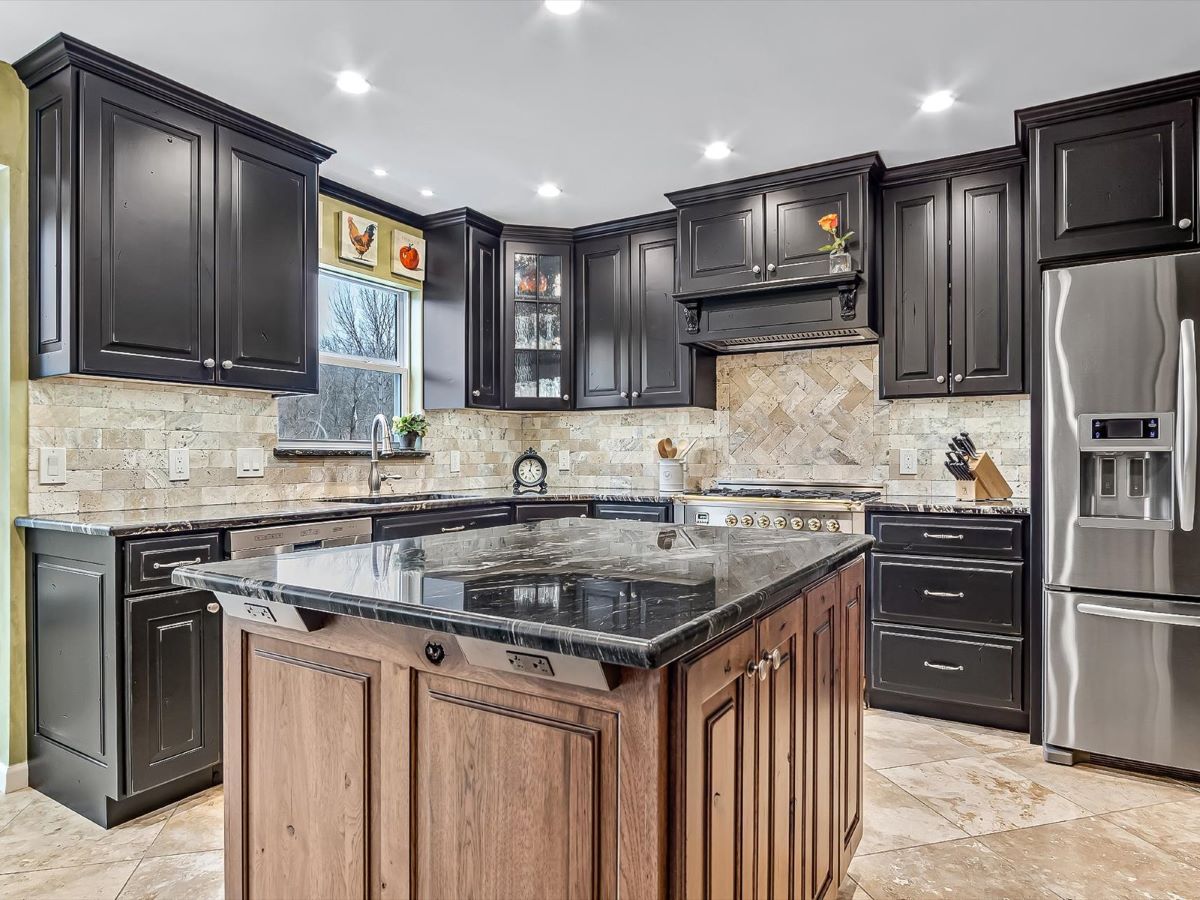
<box><xmin>1044</xmin><ymin>251</ymin><xmax>1200</xmax><ymax>773</ymax></box>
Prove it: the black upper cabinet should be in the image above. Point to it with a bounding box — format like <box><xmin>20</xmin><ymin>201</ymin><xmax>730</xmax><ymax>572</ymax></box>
<box><xmin>575</xmin><ymin>235</ymin><xmax>630</xmax><ymax>408</ymax></box>
<box><xmin>216</xmin><ymin>128</ymin><xmax>319</xmax><ymax>392</ymax></box>
<box><xmin>503</xmin><ymin>236</ymin><xmax>573</xmax><ymax>410</ymax></box>
<box><xmin>880</xmin><ymin>156</ymin><xmax>1024</xmax><ymax>399</ymax></box>
<box><xmin>1033</xmin><ymin>100</ymin><xmax>1197</xmax><ymax>262</ymax></box>
<box><xmin>677</xmin><ymin>194</ymin><xmax>765</xmax><ymax>294</ymax></box>
<box><xmin>422</xmin><ymin>210</ymin><xmax>504</xmax><ymax>410</ymax></box>
<box><xmin>18</xmin><ymin>35</ymin><xmax>333</xmax><ymax>392</ymax></box>
<box><xmin>765</xmin><ymin>176</ymin><xmax>862</xmax><ymax>282</ymax></box>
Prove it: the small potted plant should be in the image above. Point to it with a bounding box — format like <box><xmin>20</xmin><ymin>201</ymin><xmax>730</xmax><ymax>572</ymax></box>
<box><xmin>391</xmin><ymin>413</ymin><xmax>428</xmax><ymax>451</ymax></box>
<box><xmin>817</xmin><ymin>213</ymin><xmax>854</xmax><ymax>274</ymax></box>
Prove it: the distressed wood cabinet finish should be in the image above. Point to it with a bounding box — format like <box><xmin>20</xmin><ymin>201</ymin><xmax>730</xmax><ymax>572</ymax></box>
<box><xmin>222</xmin><ymin>556</ymin><xmax>866</xmax><ymax>899</ymax></box>
<box><xmin>678</xmin><ymin>194</ymin><xmax>766</xmax><ymax>295</ymax></box>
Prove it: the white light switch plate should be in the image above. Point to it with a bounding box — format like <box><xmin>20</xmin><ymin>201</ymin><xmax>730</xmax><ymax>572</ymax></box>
<box><xmin>39</xmin><ymin>447</ymin><xmax>67</xmax><ymax>485</ymax></box>
<box><xmin>168</xmin><ymin>448</ymin><xmax>190</xmax><ymax>481</ymax></box>
<box><xmin>558</xmin><ymin>450</ymin><xmax>570</xmax><ymax>471</ymax></box>
<box><xmin>236</xmin><ymin>447</ymin><xmax>265</xmax><ymax>478</ymax></box>
<box><xmin>899</xmin><ymin>449</ymin><xmax>919</xmax><ymax>476</ymax></box>
<box><xmin>449</xmin><ymin>450</ymin><xmax>461</xmax><ymax>474</ymax></box>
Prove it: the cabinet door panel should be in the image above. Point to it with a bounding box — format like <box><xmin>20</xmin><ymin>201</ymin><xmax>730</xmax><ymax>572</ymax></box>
<box><xmin>881</xmin><ymin>180</ymin><xmax>949</xmax><ymax>398</ymax></box>
<box><xmin>766</xmin><ymin>176</ymin><xmax>862</xmax><ymax>282</ymax></box>
<box><xmin>413</xmin><ymin>673</ymin><xmax>618</xmax><ymax>899</ymax></box>
<box><xmin>216</xmin><ymin>128</ymin><xmax>318</xmax><ymax>392</ymax></box>
<box><xmin>469</xmin><ymin>227</ymin><xmax>502</xmax><ymax>408</ymax></box>
<box><xmin>78</xmin><ymin>73</ymin><xmax>214</xmax><ymax>382</ymax></box>
<box><xmin>678</xmin><ymin>195</ymin><xmax>765</xmax><ymax>294</ymax></box>
<box><xmin>504</xmin><ymin>240</ymin><xmax>573</xmax><ymax>410</ymax></box>
<box><xmin>804</xmin><ymin>574</ymin><xmax>841</xmax><ymax>900</ymax></box>
<box><xmin>126</xmin><ymin>589</ymin><xmax>221</xmax><ymax>793</ymax></box>
<box><xmin>631</xmin><ymin>228</ymin><xmax>694</xmax><ymax>407</ymax></box>
<box><xmin>1036</xmin><ymin>100</ymin><xmax>1197</xmax><ymax>260</ymax></box>
<box><xmin>951</xmin><ymin>167</ymin><xmax>1024</xmax><ymax>394</ymax></box>
<box><xmin>681</xmin><ymin>626</ymin><xmax>757</xmax><ymax>900</ymax></box>
<box><xmin>575</xmin><ymin>235</ymin><xmax>630</xmax><ymax>408</ymax></box>
<box><xmin>839</xmin><ymin>557</ymin><xmax>866</xmax><ymax>877</ymax></box>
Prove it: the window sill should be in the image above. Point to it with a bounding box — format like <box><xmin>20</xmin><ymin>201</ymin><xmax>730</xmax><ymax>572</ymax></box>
<box><xmin>273</xmin><ymin>447</ymin><xmax>430</xmax><ymax>460</ymax></box>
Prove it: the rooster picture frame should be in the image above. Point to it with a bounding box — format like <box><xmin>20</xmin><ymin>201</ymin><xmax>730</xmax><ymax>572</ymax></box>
<box><xmin>339</xmin><ymin>212</ymin><xmax>379</xmax><ymax>266</ymax></box>
<box><xmin>391</xmin><ymin>231</ymin><xmax>426</xmax><ymax>282</ymax></box>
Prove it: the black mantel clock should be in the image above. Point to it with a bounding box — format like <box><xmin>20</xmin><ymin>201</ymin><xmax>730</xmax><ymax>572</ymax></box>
<box><xmin>512</xmin><ymin>448</ymin><xmax>549</xmax><ymax>495</ymax></box>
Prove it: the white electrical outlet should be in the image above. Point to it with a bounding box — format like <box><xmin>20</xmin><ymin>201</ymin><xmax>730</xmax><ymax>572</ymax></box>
<box><xmin>168</xmin><ymin>448</ymin><xmax>190</xmax><ymax>482</ymax></box>
<box><xmin>449</xmin><ymin>450</ymin><xmax>461</xmax><ymax>474</ymax></box>
<box><xmin>558</xmin><ymin>450</ymin><xmax>570</xmax><ymax>472</ymax></box>
<box><xmin>236</xmin><ymin>447</ymin><xmax>265</xmax><ymax>478</ymax></box>
<box><xmin>899</xmin><ymin>449</ymin><xmax>919</xmax><ymax>476</ymax></box>
<box><xmin>39</xmin><ymin>447</ymin><xmax>67</xmax><ymax>485</ymax></box>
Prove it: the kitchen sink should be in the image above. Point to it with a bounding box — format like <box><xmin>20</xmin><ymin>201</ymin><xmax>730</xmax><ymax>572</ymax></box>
<box><xmin>319</xmin><ymin>493</ymin><xmax>481</xmax><ymax>505</ymax></box>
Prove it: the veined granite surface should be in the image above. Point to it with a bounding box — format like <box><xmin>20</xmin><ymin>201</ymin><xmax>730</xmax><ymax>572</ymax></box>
<box><xmin>172</xmin><ymin>518</ymin><xmax>871</xmax><ymax>668</ymax></box>
<box><xmin>865</xmin><ymin>496</ymin><xmax>1030</xmax><ymax>516</ymax></box>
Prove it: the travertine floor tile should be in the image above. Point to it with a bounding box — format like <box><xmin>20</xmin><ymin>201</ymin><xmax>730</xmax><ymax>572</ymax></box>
<box><xmin>118</xmin><ymin>851</ymin><xmax>223</xmax><ymax>900</ymax></box>
<box><xmin>981</xmin><ymin>815</ymin><xmax>1200</xmax><ymax>899</ymax></box>
<box><xmin>1104</xmin><ymin>797</ymin><xmax>1200</xmax><ymax>867</ymax></box>
<box><xmin>838</xmin><ymin>874</ymin><xmax>874</xmax><ymax>899</ymax></box>
<box><xmin>0</xmin><ymin>790</ymin><xmax>36</xmax><ymax>833</ymax></box>
<box><xmin>995</xmin><ymin>746</ymin><xmax>1199</xmax><ymax>814</ymax></box>
<box><xmin>145</xmin><ymin>787</ymin><xmax>223</xmax><ymax>858</ymax></box>
<box><xmin>880</xmin><ymin>755</ymin><xmax>1090</xmax><ymax>835</ymax></box>
<box><xmin>862</xmin><ymin>712</ymin><xmax>980</xmax><ymax>769</ymax></box>
<box><xmin>849</xmin><ymin>837</ymin><xmax>1059</xmax><ymax>899</ymax></box>
<box><xmin>859</xmin><ymin>768</ymin><xmax>968</xmax><ymax>854</ymax></box>
<box><xmin>0</xmin><ymin>860</ymin><xmax>138</xmax><ymax>900</ymax></box>
<box><xmin>929</xmin><ymin>718</ymin><xmax>1030</xmax><ymax>756</ymax></box>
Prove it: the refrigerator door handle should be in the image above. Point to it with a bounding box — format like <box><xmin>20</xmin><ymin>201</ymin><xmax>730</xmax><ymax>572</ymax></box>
<box><xmin>1178</xmin><ymin>318</ymin><xmax>1197</xmax><ymax>532</ymax></box>
<box><xmin>1078</xmin><ymin>602</ymin><xmax>1200</xmax><ymax>628</ymax></box>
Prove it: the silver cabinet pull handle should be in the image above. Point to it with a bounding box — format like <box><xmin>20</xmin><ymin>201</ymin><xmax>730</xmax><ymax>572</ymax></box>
<box><xmin>923</xmin><ymin>661</ymin><xmax>964</xmax><ymax>672</ymax></box>
<box><xmin>1078</xmin><ymin>603</ymin><xmax>1200</xmax><ymax>628</ymax></box>
<box><xmin>440</xmin><ymin>525</ymin><xmax>466</xmax><ymax>533</ymax></box>
<box><xmin>922</xmin><ymin>532</ymin><xmax>964</xmax><ymax>540</ymax></box>
<box><xmin>152</xmin><ymin>557</ymin><xmax>202</xmax><ymax>571</ymax></box>
<box><xmin>923</xmin><ymin>589</ymin><xmax>965</xmax><ymax>599</ymax></box>
<box><xmin>202</xmin><ymin>358</ymin><xmax>216</xmax><ymax>369</ymax></box>
<box><xmin>1178</xmin><ymin>319</ymin><xmax>1196</xmax><ymax>531</ymax></box>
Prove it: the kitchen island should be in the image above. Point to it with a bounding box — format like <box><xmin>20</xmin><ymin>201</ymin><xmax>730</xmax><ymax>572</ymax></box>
<box><xmin>174</xmin><ymin>518</ymin><xmax>870</xmax><ymax>900</ymax></box>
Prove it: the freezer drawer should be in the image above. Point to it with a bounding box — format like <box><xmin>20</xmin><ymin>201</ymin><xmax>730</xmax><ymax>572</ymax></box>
<box><xmin>1045</xmin><ymin>589</ymin><xmax>1200</xmax><ymax>772</ymax></box>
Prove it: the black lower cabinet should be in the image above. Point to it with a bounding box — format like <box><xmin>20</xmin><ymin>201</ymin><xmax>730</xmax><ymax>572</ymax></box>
<box><xmin>26</xmin><ymin>529</ymin><xmax>222</xmax><ymax>828</ymax></box>
<box><xmin>592</xmin><ymin>502</ymin><xmax>672</xmax><ymax>522</ymax></box>
<box><xmin>374</xmin><ymin>505</ymin><xmax>513</xmax><ymax>540</ymax></box>
<box><xmin>513</xmin><ymin>502</ymin><xmax>590</xmax><ymax>523</ymax></box>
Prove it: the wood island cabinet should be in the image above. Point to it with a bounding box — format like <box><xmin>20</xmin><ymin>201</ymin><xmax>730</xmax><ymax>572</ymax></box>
<box><xmin>220</xmin><ymin>555</ymin><xmax>867</xmax><ymax>899</ymax></box>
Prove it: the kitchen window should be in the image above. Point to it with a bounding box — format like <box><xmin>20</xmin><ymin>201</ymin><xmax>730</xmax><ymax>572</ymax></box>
<box><xmin>277</xmin><ymin>268</ymin><xmax>411</xmax><ymax>448</ymax></box>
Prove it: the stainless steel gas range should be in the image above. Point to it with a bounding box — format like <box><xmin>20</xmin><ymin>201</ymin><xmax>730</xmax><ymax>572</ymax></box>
<box><xmin>675</xmin><ymin>480</ymin><xmax>882</xmax><ymax>534</ymax></box>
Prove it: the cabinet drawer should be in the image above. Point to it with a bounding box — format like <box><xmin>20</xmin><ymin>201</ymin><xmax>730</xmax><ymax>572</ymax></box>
<box><xmin>124</xmin><ymin>533</ymin><xmax>221</xmax><ymax>596</ymax></box>
<box><xmin>871</xmin><ymin>554</ymin><xmax>1023</xmax><ymax>635</ymax></box>
<box><xmin>591</xmin><ymin>502</ymin><xmax>671</xmax><ymax>522</ymax></box>
<box><xmin>870</xmin><ymin>515</ymin><xmax>1023</xmax><ymax>559</ymax></box>
<box><xmin>871</xmin><ymin>624</ymin><xmax>1022</xmax><ymax>711</ymax></box>
<box><xmin>374</xmin><ymin>506</ymin><xmax>512</xmax><ymax>541</ymax></box>
<box><xmin>513</xmin><ymin>503</ymin><xmax>590</xmax><ymax>523</ymax></box>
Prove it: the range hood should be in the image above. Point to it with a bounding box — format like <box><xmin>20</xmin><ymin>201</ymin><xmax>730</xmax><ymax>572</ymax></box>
<box><xmin>675</xmin><ymin>272</ymin><xmax>877</xmax><ymax>354</ymax></box>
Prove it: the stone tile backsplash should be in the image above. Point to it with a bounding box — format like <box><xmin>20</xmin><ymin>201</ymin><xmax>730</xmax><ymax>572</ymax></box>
<box><xmin>26</xmin><ymin>346</ymin><xmax>1029</xmax><ymax>516</ymax></box>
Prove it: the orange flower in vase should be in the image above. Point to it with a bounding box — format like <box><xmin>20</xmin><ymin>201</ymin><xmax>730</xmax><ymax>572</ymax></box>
<box><xmin>817</xmin><ymin>211</ymin><xmax>854</xmax><ymax>273</ymax></box>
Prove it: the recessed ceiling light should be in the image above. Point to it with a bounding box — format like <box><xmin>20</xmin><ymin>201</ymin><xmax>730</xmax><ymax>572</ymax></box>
<box><xmin>371</xmin><ymin>167</ymin><xmax>388</xmax><ymax>177</ymax></box>
<box><xmin>419</xmin><ymin>188</ymin><xmax>435</xmax><ymax>198</ymax></box>
<box><xmin>544</xmin><ymin>0</ymin><xmax>583</xmax><ymax>14</ymax></box>
<box><xmin>537</xmin><ymin>182</ymin><xmax>562</xmax><ymax>198</ymax></box>
<box><xmin>335</xmin><ymin>70</ymin><xmax>371</xmax><ymax>95</ymax></box>
<box><xmin>704</xmin><ymin>141</ymin><xmax>732</xmax><ymax>160</ymax></box>
<box><xmin>920</xmin><ymin>90</ymin><xmax>956</xmax><ymax>113</ymax></box>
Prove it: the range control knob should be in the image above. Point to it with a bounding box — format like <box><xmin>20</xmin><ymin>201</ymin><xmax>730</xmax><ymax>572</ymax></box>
<box><xmin>790</xmin><ymin>517</ymin><xmax>804</xmax><ymax>530</ymax></box>
<box><xmin>774</xmin><ymin>516</ymin><xmax>787</xmax><ymax>529</ymax></box>
<box><xmin>757</xmin><ymin>515</ymin><xmax>771</xmax><ymax>528</ymax></box>
<box><xmin>826</xmin><ymin>519</ymin><xmax>842</xmax><ymax>533</ymax></box>
<box><xmin>807</xmin><ymin>517</ymin><xmax>822</xmax><ymax>531</ymax></box>
<box><xmin>740</xmin><ymin>515</ymin><xmax>754</xmax><ymax>527</ymax></box>
<box><xmin>725</xmin><ymin>514</ymin><xmax>738</xmax><ymax>526</ymax></box>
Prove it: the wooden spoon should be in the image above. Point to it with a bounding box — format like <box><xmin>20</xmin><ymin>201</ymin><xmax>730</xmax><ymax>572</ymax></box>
<box><xmin>657</xmin><ymin>438</ymin><xmax>677</xmax><ymax>459</ymax></box>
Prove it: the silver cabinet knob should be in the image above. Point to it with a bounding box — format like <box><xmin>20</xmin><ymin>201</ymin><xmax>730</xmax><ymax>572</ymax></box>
<box><xmin>471</xmin><ymin>389</ymin><xmax>481</xmax><ymax>398</ymax></box>
<box><xmin>936</xmin><ymin>375</ymin><xmax>946</xmax><ymax>384</ymax></box>
<box><xmin>770</xmin><ymin>648</ymin><xmax>782</xmax><ymax>670</ymax></box>
<box><xmin>1180</xmin><ymin>218</ymin><xmax>1193</xmax><ymax>229</ymax></box>
<box><xmin>620</xmin><ymin>391</ymin><xmax>628</xmax><ymax>399</ymax></box>
<box><xmin>752</xmin><ymin>264</ymin><xmax>762</xmax><ymax>275</ymax></box>
<box><xmin>206</xmin><ymin>602</ymin><xmax>220</xmax><ymax>614</ymax></box>
<box><xmin>221</xmin><ymin>360</ymin><xmax>233</xmax><ymax>370</ymax></box>
<box><xmin>561</xmin><ymin>394</ymin><xmax>569</xmax><ymax>401</ymax></box>
<box><xmin>631</xmin><ymin>391</ymin><xmax>640</xmax><ymax>399</ymax></box>
<box><xmin>953</xmin><ymin>373</ymin><xmax>963</xmax><ymax>383</ymax></box>
<box><xmin>766</xmin><ymin>263</ymin><xmax>777</xmax><ymax>273</ymax></box>
<box><xmin>202</xmin><ymin>358</ymin><xmax>215</xmax><ymax>369</ymax></box>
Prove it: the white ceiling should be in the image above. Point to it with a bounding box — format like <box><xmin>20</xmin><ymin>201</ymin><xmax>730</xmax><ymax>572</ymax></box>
<box><xmin>3</xmin><ymin>0</ymin><xmax>1200</xmax><ymax>227</ymax></box>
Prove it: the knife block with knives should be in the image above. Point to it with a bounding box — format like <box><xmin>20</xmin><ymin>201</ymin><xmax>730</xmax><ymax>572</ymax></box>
<box><xmin>945</xmin><ymin>432</ymin><xmax>1013</xmax><ymax>501</ymax></box>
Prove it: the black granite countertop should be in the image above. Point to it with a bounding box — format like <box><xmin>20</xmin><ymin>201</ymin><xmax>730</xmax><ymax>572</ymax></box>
<box><xmin>171</xmin><ymin>518</ymin><xmax>871</xmax><ymax>669</ymax></box>
<box><xmin>14</xmin><ymin>488</ymin><xmax>679</xmax><ymax>537</ymax></box>
<box><xmin>864</xmin><ymin>496</ymin><xmax>1030</xmax><ymax>516</ymax></box>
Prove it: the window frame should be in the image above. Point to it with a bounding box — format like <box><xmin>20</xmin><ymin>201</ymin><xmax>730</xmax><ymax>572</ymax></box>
<box><xmin>276</xmin><ymin>265</ymin><xmax>412</xmax><ymax>451</ymax></box>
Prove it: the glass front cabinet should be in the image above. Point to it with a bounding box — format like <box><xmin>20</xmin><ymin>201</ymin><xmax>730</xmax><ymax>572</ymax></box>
<box><xmin>503</xmin><ymin>239</ymin><xmax>573</xmax><ymax>409</ymax></box>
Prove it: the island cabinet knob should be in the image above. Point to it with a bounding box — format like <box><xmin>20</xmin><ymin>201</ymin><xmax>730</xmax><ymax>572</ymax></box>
<box><xmin>757</xmin><ymin>655</ymin><xmax>770</xmax><ymax>681</ymax></box>
<box><xmin>769</xmin><ymin>648</ymin><xmax>782</xmax><ymax>670</ymax></box>
<box><xmin>745</xmin><ymin>659</ymin><xmax>759</xmax><ymax>680</ymax></box>
<box><xmin>424</xmin><ymin>641</ymin><xmax>446</xmax><ymax>666</ymax></box>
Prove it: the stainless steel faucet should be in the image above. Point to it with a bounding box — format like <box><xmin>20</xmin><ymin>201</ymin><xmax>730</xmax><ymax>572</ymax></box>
<box><xmin>368</xmin><ymin>413</ymin><xmax>394</xmax><ymax>496</ymax></box>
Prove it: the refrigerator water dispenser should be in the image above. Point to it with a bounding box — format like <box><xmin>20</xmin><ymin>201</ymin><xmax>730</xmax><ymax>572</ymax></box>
<box><xmin>1077</xmin><ymin>413</ymin><xmax>1174</xmax><ymax>528</ymax></box>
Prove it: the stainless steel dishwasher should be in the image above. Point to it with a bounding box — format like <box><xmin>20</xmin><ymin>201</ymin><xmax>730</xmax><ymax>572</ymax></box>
<box><xmin>226</xmin><ymin>517</ymin><xmax>374</xmax><ymax>559</ymax></box>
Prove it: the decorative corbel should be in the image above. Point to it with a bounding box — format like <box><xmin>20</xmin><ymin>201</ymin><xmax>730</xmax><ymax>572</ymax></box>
<box><xmin>838</xmin><ymin>283</ymin><xmax>858</xmax><ymax>321</ymax></box>
<box><xmin>683</xmin><ymin>304</ymin><xmax>701</xmax><ymax>335</ymax></box>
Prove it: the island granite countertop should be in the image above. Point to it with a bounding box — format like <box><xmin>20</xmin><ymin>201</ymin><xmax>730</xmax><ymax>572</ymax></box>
<box><xmin>172</xmin><ymin>517</ymin><xmax>871</xmax><ymax>669</ymax></box>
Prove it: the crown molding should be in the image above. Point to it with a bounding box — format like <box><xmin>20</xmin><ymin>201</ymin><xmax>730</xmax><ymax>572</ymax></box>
<box><xmin>881</xmin><ymin>145</ymin><xmax>1025</xmax><ymax>186</ymax></box>
<box><xmin>665</xmin><ymin>151</ymin><xmax>885</xmax><ymax>207</ymax></box>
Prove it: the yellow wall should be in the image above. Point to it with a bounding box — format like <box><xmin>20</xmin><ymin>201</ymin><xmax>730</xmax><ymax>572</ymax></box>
<box><xmin>0</xmin><ymin>62</ymin><xmax>29</xmax><ymax>776</ymax></box>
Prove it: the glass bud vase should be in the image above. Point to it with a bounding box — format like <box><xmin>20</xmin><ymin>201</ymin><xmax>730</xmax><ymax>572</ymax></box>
<box><xmin>828</xmin><ymin>251</ymin><xmax>852</xmax><ymax>274</ymax></box>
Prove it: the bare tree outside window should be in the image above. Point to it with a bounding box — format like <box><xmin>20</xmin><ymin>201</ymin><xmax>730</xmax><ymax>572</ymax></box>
<box><xmin>278</xmin><ymin>270</ymin><xmax>409</xmax><ymax>444</ymax></box>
